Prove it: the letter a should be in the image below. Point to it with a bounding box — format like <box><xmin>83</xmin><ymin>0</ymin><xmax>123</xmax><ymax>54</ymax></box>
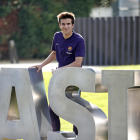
<box><xmin>0</xmin><ymin>68</ymin><xmax>52</xmax><ymax>140</ymax></box>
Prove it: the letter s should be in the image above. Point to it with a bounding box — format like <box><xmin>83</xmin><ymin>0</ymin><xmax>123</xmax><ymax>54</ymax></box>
<box><xmin>48</xmin><ymin>67</ymin><xmax>108</xmax><ymax>140</ymax></box>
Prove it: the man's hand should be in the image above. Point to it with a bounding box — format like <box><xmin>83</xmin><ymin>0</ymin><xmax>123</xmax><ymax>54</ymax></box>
<box><xmin>52</xmin><ymin>69</ymin><xmax>58</xmax><ymax>75</ymax></box>
<box><xmin>29</xmin><ymin>65</ymin><xmax>43</xmax><ymax>73</ymax></box>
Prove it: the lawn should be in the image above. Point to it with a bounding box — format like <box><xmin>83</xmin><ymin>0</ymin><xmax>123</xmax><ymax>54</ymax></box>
<box><xmin>42</xmin><ymin>64</ymin><xmax>140</xmax><ymax>132</ymax></box>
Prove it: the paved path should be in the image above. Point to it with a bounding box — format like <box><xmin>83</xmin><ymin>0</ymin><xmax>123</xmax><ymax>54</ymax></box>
<box><xmin>0</xmin><ymin>62</ymin><xmax>58</xmax><ymax>72</ymax></box>
<box><xmin>0</xmin><ymin>61</ymin><xmax>102</xmax><ymax>72</ymax></box>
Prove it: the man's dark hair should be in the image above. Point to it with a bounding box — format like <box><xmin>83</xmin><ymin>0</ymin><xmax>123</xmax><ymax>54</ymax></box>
<box><xmin>57</xmin><ymin>12</ymin><xmax>75</xmax><ymax>25</ymax></box>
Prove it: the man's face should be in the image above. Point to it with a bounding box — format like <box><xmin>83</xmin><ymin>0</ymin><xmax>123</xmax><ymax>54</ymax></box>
<box><xmin>59</xmin><ymin>18</ymin><xmax>74</xmax><ymax>35</ymax></box>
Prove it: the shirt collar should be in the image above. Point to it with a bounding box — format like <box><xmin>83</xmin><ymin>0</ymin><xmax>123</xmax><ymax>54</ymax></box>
<box><xmin>61</xmin><ymin>31</ymin><xmax>74</xmax><ymax>40</ymax></box>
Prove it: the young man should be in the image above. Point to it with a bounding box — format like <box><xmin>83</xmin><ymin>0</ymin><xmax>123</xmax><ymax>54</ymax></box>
<box><xmin>31</xmin><ymin>12</ymin><xmax>85</xmax><ymax>135</ymax></box>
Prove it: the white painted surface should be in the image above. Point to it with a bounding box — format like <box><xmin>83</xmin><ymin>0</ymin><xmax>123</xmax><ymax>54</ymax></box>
<box><xmin>89</xmin><ymin>6</ymin><xmax>113</xmax><ymax>18</ymax></box>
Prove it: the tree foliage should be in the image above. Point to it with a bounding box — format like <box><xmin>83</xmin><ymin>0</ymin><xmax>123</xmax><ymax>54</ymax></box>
<box><xmin>0</xmin><ymin>0</ymin><xmax>100</xmax><ymax>59</ymax></box>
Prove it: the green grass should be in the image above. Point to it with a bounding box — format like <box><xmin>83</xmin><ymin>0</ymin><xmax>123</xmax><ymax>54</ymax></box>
<box><xmin>100</xmin><ymin>64</ymin><xmax>140</xmax><ymax>70</ymax></box>
<box><xmin>42</xmin><ymin>64</ymin><xmax>140</xmax><ymax>132</ymax></box>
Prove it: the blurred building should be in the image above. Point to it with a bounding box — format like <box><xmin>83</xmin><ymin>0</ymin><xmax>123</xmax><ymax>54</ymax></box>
<box><xmin>90</xmin><ymin>0</ymin><xmax>140</xmax><ymax>18</ymax></box>
<box><xmin>114</xmin><ymin>0</ymin><xmax>140</xmax><ymax>16</ymax></box>
<box><xmin>90</xmin><ymin>6</ymin><xmax>113</xmax><ymax>18</ymax></box>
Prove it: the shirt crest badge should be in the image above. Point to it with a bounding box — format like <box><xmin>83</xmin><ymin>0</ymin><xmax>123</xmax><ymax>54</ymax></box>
<box><xmin>68</xmin><ymin>46</ymin><xmax>72</xmax><ymax>51</ymax></box>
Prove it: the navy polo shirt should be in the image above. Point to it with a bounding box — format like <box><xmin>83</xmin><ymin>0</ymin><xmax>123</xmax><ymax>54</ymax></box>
<box><xmin>51</xmin><ymin>31</ymin><xmax>85</xmax><ymax>68</ymax></box>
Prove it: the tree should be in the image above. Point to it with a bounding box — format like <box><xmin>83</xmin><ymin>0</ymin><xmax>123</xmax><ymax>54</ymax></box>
<box><xmin>0</xmin><ymin>0</ymin><xmax>102</xmax><ymax>59</ymax></box>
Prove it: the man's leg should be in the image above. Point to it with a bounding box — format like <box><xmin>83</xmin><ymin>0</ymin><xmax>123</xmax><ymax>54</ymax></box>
<box><xmin>49</xmin><ymin>89</ymin><xmax>80</xmax><ymax>133</ymax></box>
<box><xmin>73</xmin><ymin>125</ymin><xmax>78</xmax><ymax>135</ymax></box>
<box><xmin>49</xmin><ymin>105</ymin><xmax>60</xmax><ymax>131</ymax></box>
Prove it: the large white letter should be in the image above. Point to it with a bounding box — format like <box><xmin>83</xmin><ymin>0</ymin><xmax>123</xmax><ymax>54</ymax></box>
<box><xmin>0</xmin><ymin>68</ymin><xmax>52</xmax><ymax>140</ymax></box>
<box><xmin>48</xmin><ymin>67</ymin><xmax>108</xmax><ymax>140</ymax></box>
<box><xmin>102</xmin><ymin>70</ymin><xmax>134</xmax><ymax>140</ymax></box>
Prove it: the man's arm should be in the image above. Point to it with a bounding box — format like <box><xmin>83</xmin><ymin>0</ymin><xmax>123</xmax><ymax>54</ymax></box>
<box><xmin>30</xmin><ymin>51</ymin><xmax>56</xmax><ymax>73</ymax></box>
<box><xmin>65</xmin><ymin>57</ymin><xmax>83</xmax><ymax>67</ymax></box>
<box><xmin>41</xmin><ymin>51</ymin><xmax>56</xmax><ymax>67</ymax></box>
<box><xmin>52</xmin><ymin>57</ymin><xmax>83</xmax><ymax>74</ymax></box>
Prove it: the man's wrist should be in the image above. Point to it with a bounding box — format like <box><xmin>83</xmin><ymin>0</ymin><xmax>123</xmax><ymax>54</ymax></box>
<box><xmin>40</xmin><ymin>64</ymin><xmax>44</xmax><ymax>68</ymax></box>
